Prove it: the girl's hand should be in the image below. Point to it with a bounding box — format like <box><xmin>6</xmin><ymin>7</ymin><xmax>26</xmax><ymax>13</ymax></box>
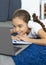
<box><xmin>11</xmin><ymin>34</ymin><xmax>31</xmax><ymax>42</ymax></box>
<box><xmin>10</xmin><ymin>27</ymin><xmax>16</xmax><ymax>34</ymax></box>
<box><xmin>11</xmin><ymin>35</ymin><xmax>20</xmax><ymax>41</ymax></box>
<box><xmin>17</xmin><ymin>34</ymin><xmax>31</xmax><ymax>42</ymax></box>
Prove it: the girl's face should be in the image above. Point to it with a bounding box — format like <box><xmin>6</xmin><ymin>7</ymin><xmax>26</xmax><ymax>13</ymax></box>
<box><xmin>12</xmin><ymin>17</ymin><xmax>28</xmax><ymax>35</ymax></box>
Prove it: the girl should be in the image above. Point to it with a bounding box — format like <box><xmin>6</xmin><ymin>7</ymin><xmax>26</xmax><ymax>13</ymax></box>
<box><xmin>11</xmin><ymin>9</ymin><xmax>46</xmax><ymax>45</ymax></box>
<box><xmin>11</xmin><ymin>9</ymin><xmax>46</xmax><ymax>65</ymax></box>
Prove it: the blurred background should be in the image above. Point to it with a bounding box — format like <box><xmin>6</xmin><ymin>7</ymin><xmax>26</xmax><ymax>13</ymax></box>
<box><xmin>0</xmin><ymin>0</ymin><xmax>21</xmax><ymax>22</ymax></box>
<box><xmin>0</xmin><ymin>0</ymin><xmax>46</xmax><ymax>26</ymax></box>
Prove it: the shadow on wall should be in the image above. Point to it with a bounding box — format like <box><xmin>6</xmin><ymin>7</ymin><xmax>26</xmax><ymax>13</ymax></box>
<box><xmin>0</xmin><ymin>0</ymin><xmax>21</xmax><ymax>21</ymax></box>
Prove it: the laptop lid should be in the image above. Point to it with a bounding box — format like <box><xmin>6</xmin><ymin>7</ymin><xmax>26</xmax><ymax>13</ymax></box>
<box><xmin>0</xmin><ymin>27</ymin><xmax>29</xmax><ymax>56</ymax></box>
<box><xmin>0</xmin><ymin>27</ymin><xmax>16</xmax><ymax>56</ymax></box>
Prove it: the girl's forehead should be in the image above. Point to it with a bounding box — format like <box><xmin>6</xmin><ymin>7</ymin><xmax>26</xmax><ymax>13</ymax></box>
<box><xmin>12</xmin><ymin>17</ymin><xmax>26</xmax><ymax>24</ymax></box>
<box><xmin>13</xmin><ymin>17</ymin><xmax>23</xmax><ymax>21</ymax></box>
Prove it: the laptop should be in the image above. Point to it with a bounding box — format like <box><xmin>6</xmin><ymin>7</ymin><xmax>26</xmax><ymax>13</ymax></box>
<box><xmin>0</xmin><ymin>26</ymin><xmax>29</xmax><ymax>56</ymax></box>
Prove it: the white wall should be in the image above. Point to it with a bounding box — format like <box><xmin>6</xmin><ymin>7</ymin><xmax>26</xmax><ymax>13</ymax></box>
<box><xmin>41</xmin><ymin>0</ymin><xmax>46</xmax><ymax>19</ymax></box>
<box><xmin>21</xmin><ymin>0</ymin><xmax>40</xmax><ymax>20</ymax></box>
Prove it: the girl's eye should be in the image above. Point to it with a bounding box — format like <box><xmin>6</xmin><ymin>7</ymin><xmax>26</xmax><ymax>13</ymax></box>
<box><xmin>13</xmin><ymin>25</ymin><xmax>16</xmax><ymax>27</ymax></box>
<box><xmin>18</xmin><ymin>25</ymin><xmax>22</xmax><ymax>28</ymax></box>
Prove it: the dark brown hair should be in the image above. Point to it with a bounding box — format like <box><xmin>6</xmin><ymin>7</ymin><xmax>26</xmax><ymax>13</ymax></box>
<box><xmin>12</xmin><ymin>9</ymin><xmax>30</xmax><ymax>23</ymax></box>
<box><xmin>32</xmin><ymin>13</ymin><xmax>46</xmax><ymax>32</ymax></box>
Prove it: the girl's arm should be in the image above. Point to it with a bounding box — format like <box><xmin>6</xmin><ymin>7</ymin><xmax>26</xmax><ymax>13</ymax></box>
<box><xmin>17</xmin><ymin>29</ymin><xmax>46</xmax><ymax>46</ymax></box>
<box><xmin>31</xmin><ymin>28</ymin><xmax>46</xmax><ymax>45</ymax></box>
<box><xmin>27</xmin><ymin>29</ymin><xmax>46</xmax><ymax>45</ymax></box>
<box><xmin>28</xmin><ymin>38</ymin><xmax>46</xmax><ymax>46</ymax></box>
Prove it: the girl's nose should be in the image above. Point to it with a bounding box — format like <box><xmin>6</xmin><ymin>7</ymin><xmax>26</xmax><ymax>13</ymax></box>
<box><xmin>16</xmin><ymin>27</ymin><xmax>20</xmax><ymax>32</ymax></box>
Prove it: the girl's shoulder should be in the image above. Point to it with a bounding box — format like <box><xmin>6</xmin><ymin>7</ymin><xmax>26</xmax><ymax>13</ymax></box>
<box><xmin>28</xmin><ymin>20</ymin><xmax>34</xmax><ymax>28</ymax></box>
<box><xmin>28</xmin><ymin>20</ymin><xmax>42</xmax><ymax>34</ymax></box>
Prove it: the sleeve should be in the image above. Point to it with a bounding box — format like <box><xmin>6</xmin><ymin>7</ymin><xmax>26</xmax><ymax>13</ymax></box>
<box><xmin>28</xmin><ymin>20</ymin><xmax>34</xmax><ymax>28</ymax></box>
<box><xmin>33</xmin><ymin>22</ymin><xmax>42</xmax><ymax>34</ymax></box>
<box><xmin>28</xmin><ymin>21</ymin><xmax>42</xmax><ymax>34</ymax></box>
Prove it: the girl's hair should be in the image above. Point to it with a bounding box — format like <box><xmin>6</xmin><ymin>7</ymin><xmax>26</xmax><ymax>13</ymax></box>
<box><xmin>32</xmin><ymin>13</ymin><xmax>46</xmax><ymax>32</ymax></box>
<box><xmin>12</xmin><ymin>9</ymin><xmax>31</xmax><ymax>23</ymax></box>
